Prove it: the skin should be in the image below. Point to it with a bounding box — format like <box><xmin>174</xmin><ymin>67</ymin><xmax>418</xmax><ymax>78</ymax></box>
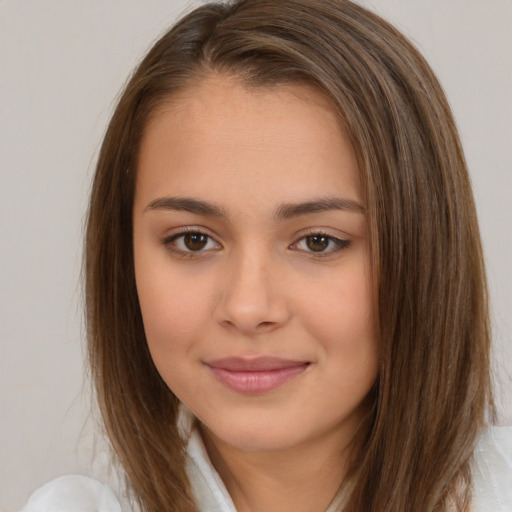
<box><xmin>133</xmin><ymin>75</ymin><xmax>378</xmax><ymax>512</ymax></box>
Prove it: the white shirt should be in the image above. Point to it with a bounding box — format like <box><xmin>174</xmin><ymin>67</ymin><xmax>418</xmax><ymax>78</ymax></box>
<box><xmin>20</xmin><ymin>415</ymin><xmax>512</xmax><ymax>512</ymax></box>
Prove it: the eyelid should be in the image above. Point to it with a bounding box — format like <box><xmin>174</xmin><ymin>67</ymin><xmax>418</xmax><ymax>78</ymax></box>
<box><xmin>289</xmin><ymin>229</ymin><xmax>351</xmax><ymax>259</ymax></box>
<box><xmin>161</xmin><ymin>227</ymin><xmax>222</xmax><ymax>257</ymax></box>
<box><xmin>160</xmin><ymin>226</ymin><xmax>351</xmax><ymax>259</ymax></box>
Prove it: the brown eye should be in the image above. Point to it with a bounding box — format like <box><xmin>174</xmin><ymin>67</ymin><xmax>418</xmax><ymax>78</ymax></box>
<box><xmin>164</xmin><ymin>231</ymin><xmax>220</xmax><ymax>255</ymax></box>
<box><xmin>292</xmin><ymin>232</ymin><xmax>351</xmax><ymax>258</ymax></box>
<box><xmin>183</xmin><ymin>233</ymin><xmax>208</xmax><ymax>251</ymax></box>
<box><xmin>305</xmin><ymin>234</ymin><xmax>330</xmax><ymax>252</ymax></box>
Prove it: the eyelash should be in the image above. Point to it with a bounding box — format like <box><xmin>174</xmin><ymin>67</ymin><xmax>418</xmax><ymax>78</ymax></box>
<box><xmin>162</xmin><ymin>228</ymin><xmax>220</xmax><ymax>258</ymax></box>
<box><xmin>291</xmin><ymin>231</ymin><xmax>351</xmax><ymax>259</ymax></box>
<box><xmin>161</xmin><ymin>229</ymin><xmax>351</xmax><ymax>259</ymax></box>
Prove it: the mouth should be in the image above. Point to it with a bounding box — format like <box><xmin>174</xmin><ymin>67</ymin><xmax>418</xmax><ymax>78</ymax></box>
<box><xmin>205</xmin><ymin>357</ymin><xmax>310</xmax><ymax>394</ymax></box>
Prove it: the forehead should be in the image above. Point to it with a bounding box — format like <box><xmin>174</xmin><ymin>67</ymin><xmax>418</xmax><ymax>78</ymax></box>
<box><xmin>135</xmin><ymin>75</ymin><xmax>362</xmax><ymax>212</ymax></box>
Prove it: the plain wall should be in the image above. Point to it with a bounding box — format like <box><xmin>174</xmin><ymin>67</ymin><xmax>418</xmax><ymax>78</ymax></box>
<box><xmin>1</xmin><ymin>1</ymin><xmax>510</xmax><ymax>510</ymax></box>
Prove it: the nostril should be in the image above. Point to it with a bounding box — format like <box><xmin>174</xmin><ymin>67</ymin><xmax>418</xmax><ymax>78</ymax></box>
<box><xmin>257</xmin><ymin>321</ymin><xmax>276</xmax><ymax>330</ymax></box>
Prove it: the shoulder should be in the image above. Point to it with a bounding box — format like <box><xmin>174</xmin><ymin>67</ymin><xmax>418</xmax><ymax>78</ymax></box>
<box><xmin>472</xmin><ymin>425</ymin><xmax>512</xmax><ymax>512</ymax></box>
<box><xmin>20</xmin><ymin>475</ymin><xmax>122</xmax><ymax>512</ymax></box>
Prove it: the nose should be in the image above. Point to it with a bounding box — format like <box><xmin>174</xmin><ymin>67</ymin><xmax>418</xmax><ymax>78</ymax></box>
<box><xmin>213</xmin><ymin>248</ymin><xmax>291</xmax><ymax>336</ymax></box>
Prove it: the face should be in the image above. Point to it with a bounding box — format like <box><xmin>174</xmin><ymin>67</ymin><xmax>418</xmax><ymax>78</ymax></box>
<box><xmin>133</xmin><ymin>75</ymin><xmax>378</xmax><ymax>455</ymax></box>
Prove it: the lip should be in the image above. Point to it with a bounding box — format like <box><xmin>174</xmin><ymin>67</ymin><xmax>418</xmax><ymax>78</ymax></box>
<box><xmin>205</xmin><ymin>357</ymin><xmax>310</xmax><ymax>394</ymax></box>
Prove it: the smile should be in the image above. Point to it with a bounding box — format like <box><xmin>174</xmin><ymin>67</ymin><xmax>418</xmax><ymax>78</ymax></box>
<box><xmin>205</xmin><ymin>357</ymin><xmax>310</xmax><ymax>394</ymax></box>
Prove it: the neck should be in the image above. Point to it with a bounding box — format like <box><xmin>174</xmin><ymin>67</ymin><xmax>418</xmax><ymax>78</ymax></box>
<box><xmin>200</xmin><ymin>423</ymin><xmax>362</xmax><ymax>512</ymax></box>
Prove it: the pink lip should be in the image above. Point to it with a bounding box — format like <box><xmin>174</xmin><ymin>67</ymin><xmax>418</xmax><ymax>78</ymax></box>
<box><xmin>205</xmin><ymin>357</ymin><xmax>310</xmax><ymax>394</ymax></box>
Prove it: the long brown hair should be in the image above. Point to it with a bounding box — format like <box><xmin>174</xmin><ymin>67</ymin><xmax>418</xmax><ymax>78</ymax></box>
<box><xmin>85</xmin><ymin>1</ymin><xmax>494</xmax><ymax>510</ymax></box>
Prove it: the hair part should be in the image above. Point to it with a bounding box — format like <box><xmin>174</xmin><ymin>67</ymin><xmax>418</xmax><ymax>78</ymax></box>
<box><xmin>86</xmin><ymin>1</ymin><xmax>494</xmax><ymax>510</ymax></box>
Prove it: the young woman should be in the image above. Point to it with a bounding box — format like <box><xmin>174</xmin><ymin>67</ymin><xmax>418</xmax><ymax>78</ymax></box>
<box><xmin>22</xmin><ymin>1</ymin><xmax>511</xmax><ymax>511</ymax></box>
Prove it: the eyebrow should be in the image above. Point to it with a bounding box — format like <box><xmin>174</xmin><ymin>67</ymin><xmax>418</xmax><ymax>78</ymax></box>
<box><xmin>274</xmin><ymin>196</ymin><xmax>365</xmax><ymax>219</ymax></box>
<box><xmin>144</xmin><ymin>195</ymin><xmax>365</xmax><ymax>219</ymax></box>
<box><xmin>145</xmin><ymin>196</ymin><xmax>228</xmax><ymax>217</ymax></box>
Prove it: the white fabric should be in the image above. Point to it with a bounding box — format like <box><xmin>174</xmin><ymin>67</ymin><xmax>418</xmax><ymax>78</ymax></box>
<box><xmin>20</xmin><ymin>418</ymin><xmax>512</xmax><ymax>512</ymax></box>
<box><xmin>472</xmin><ymin>426</ymin><xmax>512</xmax><ymax>511</ymax></box>
<box><xmin>20</xmin><ymin>475</ymin><xmax>121</xmax><ymax>512</ymax></box>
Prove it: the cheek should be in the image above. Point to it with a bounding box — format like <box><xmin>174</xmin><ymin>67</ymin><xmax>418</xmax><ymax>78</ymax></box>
<box><xmin>135</xmin><ymin>264</ymin><xmax>225</xmax><ymax>403</ymax></box>
<box><xmin>305</xmin><ymin>261</ymin><xmax>375</xmax><ymax>341</ymax></box>
<box><xmin>136</xmin><ymin>272</ymin><xmax>211</xmax><ymax>398</ymax></box>
<box><xmin>139</xmin><ymin>278</ymin><xmax>211</xmax><ymax>344</ymax></box>
<box><xmin>301</xmin><ymin>261</ymin><xmax>378</xmax><ymax>380</ymax></box>
<box><xmin>134</xmin><ymin>248</ymin><xmax>216</xmax><ymax>364</ymax></box>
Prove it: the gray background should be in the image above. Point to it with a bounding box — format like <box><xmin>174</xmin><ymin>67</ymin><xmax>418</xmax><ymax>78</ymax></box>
<box><xmin>1</xmin><ymin>1</ymin><xmax>511</xmax><ymax>510</ymax></box>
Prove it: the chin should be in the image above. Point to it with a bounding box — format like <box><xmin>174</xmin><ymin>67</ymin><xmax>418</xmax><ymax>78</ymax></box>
<box><xmin>203</xmin><ymin>411</ymin><xmax>318</xmax><ymax>453</ymax></box>
<box><xmin>218</xmin><ymin>429</ymin><xmax>299</xmax><ymax>453</ymax></box>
